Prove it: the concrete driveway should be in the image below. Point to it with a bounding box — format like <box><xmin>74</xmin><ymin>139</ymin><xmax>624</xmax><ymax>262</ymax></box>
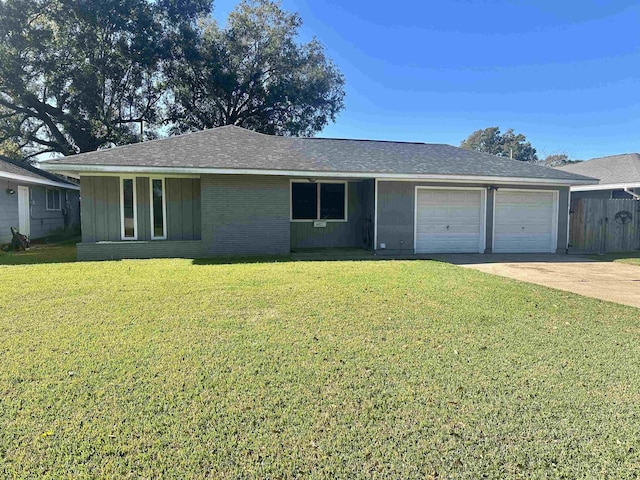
<box><xmin>433</xmin><ymin>254</ymin><xmax>640</xmax><ymax>309</ymax></box>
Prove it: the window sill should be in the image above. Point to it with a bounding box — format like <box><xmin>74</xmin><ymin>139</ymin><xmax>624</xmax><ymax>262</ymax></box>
<box><xmin>98</xmin><ymin>239</ymin><xmax>202</xmax><ymax>244</ymax></box>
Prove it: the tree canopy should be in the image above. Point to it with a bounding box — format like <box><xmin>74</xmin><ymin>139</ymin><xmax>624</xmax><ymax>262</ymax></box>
<box><xmin>460</xmin><ymin>127</ymin><xmax>538</xmax><ymax>162</ymax></box>
<box><xmin>0</xmin><ymin>0</ymin><xmax>345</xmax><ymax>160</ymax></box>
<box><xmin>0</xmin><ymin>0</ymin><xmax>211</xmax><ymax>159</ymax></box>
<box><xmin>166</xmin><ymin>0</ymin><xmax>345</xmax><ymax>136</ymax></box>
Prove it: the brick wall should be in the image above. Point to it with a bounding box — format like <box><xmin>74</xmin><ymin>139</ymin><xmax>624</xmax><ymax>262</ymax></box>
<box><xmin>77</xmin><ymin>241</ymin><xmax>204</xmax><ymax>261</ymax></box>
<box><xmin>201</xmin><ymin>174</ymin><xmax>290</xmax><ymax>256</ymax></box>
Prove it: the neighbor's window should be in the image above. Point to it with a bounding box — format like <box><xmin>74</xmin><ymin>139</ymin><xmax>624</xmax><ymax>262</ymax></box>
<box><xmin>121</xmin><ymin>178</ymin><xmax>137</xmax><ymax>239</ymax></box>
<box><xmin>46</xmin><ymin>188</ymin><xmax>61</xmax><ymax>211</ymax></box>
<box><xmin>150</xmin><ymin>178</ymin><xmax>166</xmax><ymax>239</ymax></box>
<box><xmin>291</xmin><ymin>181</ymin><xmax>347</xmax><ymax>220</ymax></box>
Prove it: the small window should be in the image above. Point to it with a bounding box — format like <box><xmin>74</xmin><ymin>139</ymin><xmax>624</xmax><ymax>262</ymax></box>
<box><xmin>320</xmin><ymin>183</ymin><xmax>346</xmax><ymax>219</ymax></box>
<box><xmin>291</xmin><ymin>182</ymin><xmax>318</xmax><ymax>220</ymax></box>
<box><xmin>291</xmin><ymin>181</ymin><xmax>347</xmax><ymax>221</ymax></box>
<box><xmin>121</xmin><ymin>178</ymin><xmax>137</xmax><ymax>239</ymax></box>
<box><xmin>150</xmin><ymin>178</ymin><xmax>166</xmax><ymax>239</ymax></box>
<box><xmin>46</xmin><ymin>188</ymin><xmax>61</xmax><ymax>211</ymax></box>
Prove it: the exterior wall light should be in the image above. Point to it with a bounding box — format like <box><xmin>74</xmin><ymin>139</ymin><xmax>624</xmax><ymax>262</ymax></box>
<box><xmin>6</xmin><ymin>188</ymin><xmax>15</xmax><ymax>195</ymax></box>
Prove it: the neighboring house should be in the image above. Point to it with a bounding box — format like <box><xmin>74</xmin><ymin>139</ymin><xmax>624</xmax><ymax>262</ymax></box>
<box><xmin>556</xmin><ymin>154</ymin><xmax>640</xmax><ymax>200</ymax></box>
<box><xmin>0</xmin><ymin>157</ymin><xmax>80</xmax><ymax>245</ymax></box>
<box><xmin>41</xmin><ymin>126</ymin><xmax>595</xmax><ymax>261</ymax></box>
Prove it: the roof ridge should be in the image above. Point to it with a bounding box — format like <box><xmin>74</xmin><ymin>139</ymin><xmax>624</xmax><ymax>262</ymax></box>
<box><xmin>44</xmin><ymin>125</ymin><xmax>287</xmax><ymax>163</ymax></box>
<box><xmin>301</xmin><ymin>137</ymin><xmax>427</xmax><ymax>145</ymax></box>
<box><xmin>586</xmin><ymin>153</ymin><xmax>640</xmax><ymax>161</ymax></box>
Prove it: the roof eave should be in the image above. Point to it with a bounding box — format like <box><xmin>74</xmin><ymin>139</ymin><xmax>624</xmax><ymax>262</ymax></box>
<box><xmin>571</xmin><ymin>182</ymin><xmax>640</xmax><ymax>192</ymax></box>
<box><xmin>41</xmin><ymin>163</ymin><xmax>597</xmax><ymax>186</ymax></box>
<box><xmin>0</xmin><ymin>170</ymin><xmax>80</xmax><ymax>190</ymax></box>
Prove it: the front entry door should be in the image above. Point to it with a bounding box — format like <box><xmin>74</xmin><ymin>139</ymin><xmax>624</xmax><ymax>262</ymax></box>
<box><xmin>18</xmin><ymin>186</ymin><xmax>30</xmax><ymax>237</ymax></box>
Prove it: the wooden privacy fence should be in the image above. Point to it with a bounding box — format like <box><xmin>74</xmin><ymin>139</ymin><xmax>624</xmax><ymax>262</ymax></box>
<box><xmin>569</xmin><ymin>198</ymin><xmax>640</xmax><ymax>253</ymax></box>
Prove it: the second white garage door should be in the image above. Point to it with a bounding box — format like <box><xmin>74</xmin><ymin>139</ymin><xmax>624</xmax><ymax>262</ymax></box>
<box><xmin>493</xmin><ymin>189</ymin><xmax>558</xmax><ymax>253</ymax></box>
<box><xmin>415</xmin><ymin>188</ymin><xmax>486</xmax><ymax>253</ymax></box>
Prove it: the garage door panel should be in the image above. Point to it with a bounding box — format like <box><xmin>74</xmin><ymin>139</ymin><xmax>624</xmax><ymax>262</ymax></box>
<box><xmin>493</xmin><ymin>190</ymin><xmax>557</xmax><ymax>253</ymax></box>
<box><xmin>415</xmin><ymin>188</ymin><xmax>484</xmax><ymax>253</ymax></box>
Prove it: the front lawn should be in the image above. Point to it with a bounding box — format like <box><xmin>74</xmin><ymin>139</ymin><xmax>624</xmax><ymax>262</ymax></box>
<box><xmin>1</xmin><ymin>258</ymin><xmax>639</xmax><ymax>478</ymax></box>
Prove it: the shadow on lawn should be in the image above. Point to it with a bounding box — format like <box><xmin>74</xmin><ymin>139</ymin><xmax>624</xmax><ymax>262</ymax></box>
<box><xmin>192</xmin><ymin>250</ymin><xmax>619</xmax><ymax>267</ymax></box>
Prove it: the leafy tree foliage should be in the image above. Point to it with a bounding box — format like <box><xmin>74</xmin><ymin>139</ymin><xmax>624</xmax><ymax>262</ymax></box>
<box><xmin>459</xmin><ymin>127</ymin><xmax>503</xmax><ymax>156</ymax></box>
<box><xmin>0</xmin><ymin>0</ymin><xmax>211</xmax><ymax>159</ymax></box>
<box><xmin>0</xmin><ymin>0</ymin><xmax>345</xmax><ymax>159</ymax></box>
<box><xmin>166</xmin><ymin>0</ymin><xmax>345</xmax><ymax>136</ymax></box>
<box><xmin>460</xmin><ymin>126</ymin><xmax>538</xmax><ymax>162</ymax></box>
<box><xmin>0</xmin><ymin>139</ymin><xmax>21</xmax><ymax>161</ymax></box>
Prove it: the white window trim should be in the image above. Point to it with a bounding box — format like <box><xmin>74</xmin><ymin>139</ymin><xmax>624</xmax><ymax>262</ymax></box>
<box><xmin>290</xmin><ymin>180</ymin><xmax>348</xmax><ymax>222</ymax></box>
<box><xmin>120</xmin><ymin>177</ymin><xmax>138</xmax><ymax>240</ymax></box>
<box><xmin>46</xmin><ymin>188</ymin><xmax>61</xmax><ymax>211</ymax></box>
<box><xmin>149</xmin><ymin>177</ymin><xmax>167</xmax><ymax>240</ymax></box>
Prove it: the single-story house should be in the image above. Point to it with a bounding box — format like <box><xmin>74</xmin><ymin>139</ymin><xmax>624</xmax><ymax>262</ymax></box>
<box><xmin>0</xmin><ymin>156</ymin><xmax>80</xmax><ymax>245</ymax></box>
<box><xmin>556</xmin><ymin>154</ymin><xmax>640</xmax><ymax>200</ymax></box>
<box><xmin>41</xmin><ymin>125</ymin><xmax>595</xmax><ymax>261</ymax></box>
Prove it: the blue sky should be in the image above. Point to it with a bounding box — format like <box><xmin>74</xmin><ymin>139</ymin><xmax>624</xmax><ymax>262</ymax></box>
<box><xmin>212</xmin><ymin>0</ymin><xmax>640</xmax><ymax>160</ymax></box>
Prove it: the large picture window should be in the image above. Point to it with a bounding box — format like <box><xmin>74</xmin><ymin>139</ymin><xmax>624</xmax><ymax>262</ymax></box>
<box><xmin>46</xmin><ymin>188</ymin><xmax>61</xmax><ymax>211</ymax></box>
<box><xmin>291</xmin><ymin>181</ymin><xmax>347</xmax><ymax>221</ymax></box>
<box><xmin>150</xmin><ymin>178</ymin><xmax>167</xmax><ymax>239</ymax></box>
<box><xmin>121</xmin><ymin>178</ymin><xmax>137</xmax><ymax>240</ymax></box>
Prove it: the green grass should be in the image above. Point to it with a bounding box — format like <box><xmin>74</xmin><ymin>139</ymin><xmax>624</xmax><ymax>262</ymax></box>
<box><xmin>0</xmin><ymin>237</ymin><xmax>78</xmax><ymax>265</ymax></box>
<box><xmin>589</xmin><ymin>251</ymin><xmax>640</xmax><ymax>266</ymax></box>
<box><xmin>1</xmin><ymin>258</ymin><xmax>639</xmax><ymax>478</ymax></box>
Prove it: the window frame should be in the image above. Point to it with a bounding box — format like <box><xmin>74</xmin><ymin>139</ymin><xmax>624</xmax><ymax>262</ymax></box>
<box><xmin>120</xmin><ymin>177</ymin><xmax>138</xmax><ymax>240</ymax></box>
<box><xmin>149</xmin><ymin>176</ymin><xmax>168</xmax><ymax>240</ymax></box>
<box><xmin>290</xmin><ymin>180</ymin><xmax>348</xmax><ymax>222</ymax></box>
<box><xmin>46</xmin><ymin>188</ymin><xmax>61</xmax><ymax>211</ymax></box>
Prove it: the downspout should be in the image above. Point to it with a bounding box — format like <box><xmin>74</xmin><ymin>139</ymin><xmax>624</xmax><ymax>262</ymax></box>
<box><xmin>624</xmin><ymin>188</ymin><xmax>640</xmax><ymax>200</ymax></box>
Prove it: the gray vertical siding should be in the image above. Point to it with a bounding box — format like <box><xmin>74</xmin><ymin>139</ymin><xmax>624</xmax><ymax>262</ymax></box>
<box><xmin>167</xmin><ymin>178</ymin><xmax>201</xmax><ymax>240</ymax></box>
<box><xmin>80</xmin><ymin>175</ymin><xmax>201</xmax><ymax>243</ymax></box>
<box><xmin>81</xmin><ymin>176</ymin><xmax>121</xmax><ymax>242</ymax></box>
<box><xmin>290</xmin><ymin>180</ymin><xmax>374</xmax><ymax>249</ymax></box>
<box><xmin>201</xmin><ymin>174</ymin><xmax>290</xmax><ymax>256</ymax></box>
<box><xmin>376</xmin><ymin>181</ymin><xmax>570</xmax><ymax>254</ymax></box>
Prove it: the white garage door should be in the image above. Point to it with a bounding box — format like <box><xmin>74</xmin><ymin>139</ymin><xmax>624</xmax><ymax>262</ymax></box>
<box><xmin>415</xmin><ymin>188</ymin><xmax>485</xmax><ymax>253</ymax></box>
<box><xmin>493</xmin><ymin>190</ymin><xmax>558</xmax><ymax>253</ymax></box>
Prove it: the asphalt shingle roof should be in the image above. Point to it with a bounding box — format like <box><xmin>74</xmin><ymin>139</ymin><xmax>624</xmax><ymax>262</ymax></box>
<box><xmin>556</xmin><ymin>154</ymin><xmax>640</xmax><ymax>185</ymax></box>
<box><xmin>0</xmin><ymin>157</ymin><xmax>77</xmax><ymax>186</ymax></box>
<box><xmin>44</xmin><ymin>125</ymin><xmax>594</xmax><ymax>183</ymax></box>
